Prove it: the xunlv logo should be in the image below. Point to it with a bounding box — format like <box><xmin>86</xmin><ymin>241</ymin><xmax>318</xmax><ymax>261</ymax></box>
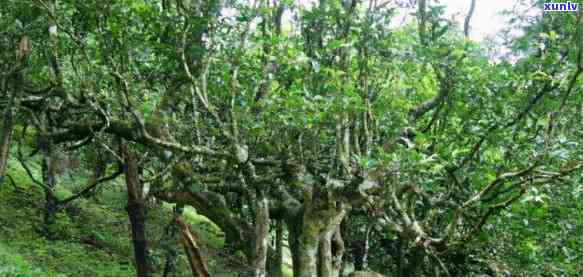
<box><xmin>544</xmin><ymin>2</ymin><xmax>579</xmax><ymax>11</ymax></box>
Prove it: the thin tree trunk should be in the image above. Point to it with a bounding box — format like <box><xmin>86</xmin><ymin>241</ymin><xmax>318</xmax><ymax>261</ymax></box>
<box><xmin>122</xmin><ymin>142</ymin><xmax>151</xmax><ymax>277</ymax></box>
<box><xmin>41</xmin><ymin>155</ymin><xmax>58</xmax><ymax>239</ymax></box>
<box><xmin>0</xmin><ymin>109</ymin><xmax>14</xmax><ymax>183</ymax></box>
<box><xmin>331</xmin><ymin>227</ymin><xmax>345</xmax><ymax>277</ymax></box>
<box><xmin>175</xmin><ymin>213</ymin><xmax>211</xmax><ymax>277</ymax></box>
<box><xmin>162</xmin><ymin>207</ymin><xmax>182</xmax><ymax>277</ymax></box>
<box><xmin>353</xmin><ymin>225</ymin><xmax>371</xmax><ymax>272</ymax></box>
<box><xmin>289</xmin><ymin>219</ymin><xmax>302</xmax><ymax>276</ymax></box>
<box><xmin>268</xmin><ymin>220</ymin><xmax>284</xmax><ymax>277</ymax></box>
<box><xmin>84</xmin><ymin>147</ymin><xmax>107</xmax><ymax>199</ymax></box>
<box><xmin>0</xmin><ymin>34</ymin><xmax>27</xmax><ymax>184</ymax></box>
<box><xmin>362</xmin><ymin>225</ymin><xmax>371</xmax><ymax>270</ymax></box>
<box><xmin>464</xmin><ymin>0</ymin><xmax>477</xmax><ymax>38</ymax></box>
<box><xmin>92</xmin><ymin>148</ymin><xmax>107</xmax><ymax>181</ymax></box>
<box><xmin>418</xmin><ymin>0</ymin><xmax>427</xmax><ymax>45</ymax></box>
<box><xmin>253</xmin><ymin>195</ymin><xmax>270</xmax><ymax>277</ymax></box>
<box><xmin>396</xmin><ymin>237</ymin><xmax>404</xmax><ymax>277</ymax></box>
<box><xmin>38</xmin><ymin>117</ymin><xmax>58</xmax><ymax>239</ymax></box>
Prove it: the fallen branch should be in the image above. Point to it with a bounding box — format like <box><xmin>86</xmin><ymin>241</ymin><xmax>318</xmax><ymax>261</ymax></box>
<box><xmin>175</xmin><ymin>214</ymin><xmax>211</xmax><ymax>277</ymax></box>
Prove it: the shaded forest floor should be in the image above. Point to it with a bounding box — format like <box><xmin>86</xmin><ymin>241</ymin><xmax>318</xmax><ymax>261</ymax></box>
<box><xmin>0</xmin><ymin>156</ymin><xmax>259</xmax><ymax>276</ymax></box>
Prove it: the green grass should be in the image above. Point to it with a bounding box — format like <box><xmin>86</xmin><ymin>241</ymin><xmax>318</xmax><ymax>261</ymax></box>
<box><xmin>162</xmin><ymin>203</ymin><xmax>225</xmax><ymax>248</ymax></box>
<box><xmin>0</xmin><ymin>157</ymin><xmax>136</xmax><ymax>276</ymax></box>
<box><xmin>0</xmin><ymin>133</ymin><xmax>300</xmax><ymax>276</ymax></box>
<box><xmin>0</xmin><ymin>243</ymin><xmax>50</xmax><ymax>277</ymax></box>
<box><xmin>283</xmin><ymin>267</ymin><xmax>294</xmax><ymax>277</ymax></box>
<box><xmin>0</xmin><ymin>153</ymin><xmax>236</xmax><ymax>276</ymax></box>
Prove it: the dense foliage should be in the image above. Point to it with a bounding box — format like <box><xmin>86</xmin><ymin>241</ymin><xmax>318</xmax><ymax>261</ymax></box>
<box><xmin>1</xmin><ymin>0</ymin><xmax>582</xmax><ymax>276</ymax></box>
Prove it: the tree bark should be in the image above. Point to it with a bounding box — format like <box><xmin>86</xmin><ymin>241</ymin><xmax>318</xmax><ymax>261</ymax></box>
<box><xmin>253</xmin><ymin>195</ymin><xmax>270</xmax><ymax>277</ymax></box>
<box><xmin>0</xmin><ymin>35</ymin><xmax>27</xmax><ymax>185</ymax></box>
<box><xmin>38</xmin><ymin>117</ymin><xmax>58</xmax><ymax>239</ymax></box>
<box><xmin>318</xmin><ymin>225</ymin><xmax>344</xmax><ymax>277</ymax></box>
<box><xmin>291</xmin><ymin>205</ymin><xmax>346</xmax><ymax>277</ymax></box>
<box><xmin>361</xmin><ymin>227</ymin><xmax>370</xmax><ymax>271</ymax></box>
<box><xmin>0</xmin><ymin>108</ymin><xmax>14</xmax><ymax>184</ymax></box>
<box><xmin>354</xmin><ymin>225</ymin><xmax>371</xmax><ymax>271</ymax></box>
<box><xmin>122</xmin><ymin>141</ymin><xmax>151</xmax><ymax>277</ymax></box>
<box><xmin>331</xmin><ymin>227</ymin><xmax>345</xmax><ymax>277</ymax></box>
<box><xmin>298</xmin><ymin>224</ymin><xmax>319</xmax><ymax>277</ymax></box>
<box><xmin>92</xmin><ymin>147</ymin><xmax>107</xmax><ymax>181</ymax></box>
<box><xmin>464</xmin><ymin>0</ymin><xmax>477</xmax><ymax>38</ymax></box>
<box><xmin>289</xmin><ymin>218</ymin><xmax>302</xmax><ymax>276</ymax></box>
<box><xmin>418</xmin><ymin>0</ymin><xmax>427</xmax><ymax>45</ymax></box>
<box><xmin>318</xmin><ymin>228</ymin><xmax>334</xmax><ymax>277</ymax></box>
<box><xmin>268</xmin><ymin>220</ymin><xmax>284</xmax><ymax>277</ymax></box>
<box><xmin>164</xmin><ymin>188</ymin><xmax>254</xmax><ymax>256</ymax></box>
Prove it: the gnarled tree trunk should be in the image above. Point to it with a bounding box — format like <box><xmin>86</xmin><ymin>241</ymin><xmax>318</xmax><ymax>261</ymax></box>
<box><xmin>318</xmin><ymin>225</ymin><xmax>345</xmax><ymax>277</ymax></box>
<box><xmin>290</xmin><ymin>202</ymin><xmax>346</xmax><ymax>277</ymax></box>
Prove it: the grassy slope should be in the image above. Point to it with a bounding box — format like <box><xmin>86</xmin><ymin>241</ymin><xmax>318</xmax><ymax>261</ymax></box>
<box><xmin>0</xmin><ymin>156</ymin><xmax>242</xmax><ymax>276</ymax></box>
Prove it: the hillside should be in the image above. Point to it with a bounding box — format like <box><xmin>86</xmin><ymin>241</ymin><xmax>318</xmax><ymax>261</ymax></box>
<box><xmin>0</xmin><ymin>155</ymin><xmax>243</xmax><ymax>276</ymax></box>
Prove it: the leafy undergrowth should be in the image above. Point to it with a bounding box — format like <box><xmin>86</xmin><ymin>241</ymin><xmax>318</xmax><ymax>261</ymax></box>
<box><xmin>0</xmin><ymin>243</ymin><xmax>47</xmax><ymax>277</ymax></box>
<box><xmin>0</xmin><ymin>156</ymin><xmax>252</xmax><ymax>276</ymax></box>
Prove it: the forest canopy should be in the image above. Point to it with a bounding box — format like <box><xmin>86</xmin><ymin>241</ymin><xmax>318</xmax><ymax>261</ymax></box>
<box><xmin>0</xmin><ymin>0</ymin><xmax>582</xmax><ymax>276</ymax></box>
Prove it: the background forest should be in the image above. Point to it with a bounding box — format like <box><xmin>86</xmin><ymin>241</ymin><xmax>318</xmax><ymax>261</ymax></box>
<box><xmin>0</xmin><ymin>0</ymin><xmax>582</xmax><ymax>276</ymax></box>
